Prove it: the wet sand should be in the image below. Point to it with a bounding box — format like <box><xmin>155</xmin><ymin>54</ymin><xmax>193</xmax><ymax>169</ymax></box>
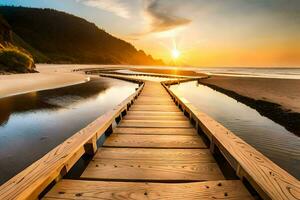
<box><xmin>199</xmin><ymin>76</ymin><xmax>300</xmax><ymax>135</ymax></box>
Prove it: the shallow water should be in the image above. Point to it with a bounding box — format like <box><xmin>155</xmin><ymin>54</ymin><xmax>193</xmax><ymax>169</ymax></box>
<box><xmin>0</xmin><ymin>77</ymin><xmax>138</xmax><ymax>184</ymax></box>
<box><xmin>195</xmin><ymin>67</ymin><xmax>300</xmax><ymax>79</ymax></box>
<box><xmin>171</xmin><ymin>81</ymin><xmax>300</xmax><ymax>179</ymax></box>
<box><xmin>115</xmin><ymin>70</ymin><xmax>180</xmax><ymax>82</ymax></box>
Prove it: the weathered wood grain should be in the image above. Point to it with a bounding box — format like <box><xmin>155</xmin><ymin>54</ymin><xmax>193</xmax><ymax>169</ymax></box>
<box><xmin>123</xmin><ymin>114</ymin><xmax>187</xmax><ymax>120</ymax></box>
<box><xmin>137</xmin><ymin>97</ymin><xmax>172</xmax><ymax>100</ymax></box>
<box><xmin>44</xmin><ymin>180</ymin><xmax>254</xmax><ymax>200</ymax></box>
<box><xmin>129</xmin><ymin>105</ymin><xmax>180</xmax><ymax>111</ymax></box>
<box><xmin>134</xmin><ymin>100</ymin><xmax>174</xmax><ymax>105</ymax></box>
<box><xmin>119</xmin><ymin>120</ymin><xmax>193</xmax><ymax>128</ymax></box>
<box><xmin>94</xmin><ymin>147</ymin><xmax>216</xmax><ymax>162</ymax></box>
<box><xmin>126</xmin><ymin>111</ymin><xmax>184</xmax><ymax>116</ymax></box>
<box><xmin>113</xmin><ymin>127</ymin><xmax>197</xmax><ymax>135</ymax></box>
<box><xmin>103</xmin><ymin>134</ymin><xmax>207</xmax><ymax>148</ymax></box>
<box><xmin>81</xmin><ymin>159</ymin><xmax>224</xmax><ymax>181</ymax></box>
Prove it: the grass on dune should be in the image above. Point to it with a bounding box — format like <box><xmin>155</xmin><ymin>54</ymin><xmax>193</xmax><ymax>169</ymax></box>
<box><xmin>0</xmin><ymin>45</ymin><xmax>36</xmax><ymax>73</ymax></box>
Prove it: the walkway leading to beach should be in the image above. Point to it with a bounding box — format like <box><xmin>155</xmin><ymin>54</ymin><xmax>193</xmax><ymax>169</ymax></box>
<box><xmin>44</xmin><ymin>81</ymin><xmax>253</xmax><ymax>199</ymax></box>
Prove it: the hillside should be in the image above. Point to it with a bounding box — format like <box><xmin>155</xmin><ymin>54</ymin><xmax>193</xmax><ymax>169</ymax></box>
<box><xmin>0</xmin><ymin>15</ymin><xmax>11</xmax><ymax>43</ymax></box>
<box><xmin>0</xmin><ymin>15</ymin><xmax>36</xmax><ymax>74</ymax></box>
<box><xmin>0</xmin><ymin>6</ymin><xmax>164</xmax><ymax>65</ymax></box>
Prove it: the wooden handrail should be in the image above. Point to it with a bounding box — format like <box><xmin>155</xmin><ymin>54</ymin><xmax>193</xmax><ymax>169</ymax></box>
<box><xmin>162</xmin><ymin>81</ymin><xmax>300</xmax><ymax>200</ymax></box>
<box><xmin>0</xmin><ymin>79</ymin><xmax>144</xmax><ymax>200</ymax></box>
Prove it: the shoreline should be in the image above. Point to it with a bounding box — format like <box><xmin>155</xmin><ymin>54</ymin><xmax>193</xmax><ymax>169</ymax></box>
<box><xmin>0</xmin><ymin>72</ymin><xmax>89</xmax><ymax>98</ymax></box>
<box><xmin>199</xmin><ymin>80</ymin><xmax>300</xmax><ymax>136</ymax></box>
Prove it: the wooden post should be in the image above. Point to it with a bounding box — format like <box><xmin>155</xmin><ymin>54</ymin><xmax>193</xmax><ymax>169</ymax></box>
<box><xmin>84</xmin><ymin>135</ymin><xmax>97</xmax><ymax>155</ymax></box>
<box><xmin>115</xmin><ymin>114</ymin><xmax>122</xmax><ymax>124</ymax></box>
<box><xmin>104</xmin><ymin>124</ymin><xmax>113</xmax><ymax>136</ymax></box>
<box><xmin>121</xmin><ymin>109</ymin><xmax>127</xmax><ymax>117</ymax></box>
<box><xmin>210</xmin><ymin>138</ymin><xmax>215</xmax><ymax>154</ymax></box>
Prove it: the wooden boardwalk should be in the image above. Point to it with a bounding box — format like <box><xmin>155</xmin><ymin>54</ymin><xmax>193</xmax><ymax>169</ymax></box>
<box><xmin>43</xmin><ymin>81</ymin><xmax>253</xmax><ymax>199</ymax></box>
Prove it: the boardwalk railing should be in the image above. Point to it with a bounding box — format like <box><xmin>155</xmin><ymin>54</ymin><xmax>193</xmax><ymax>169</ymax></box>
<box><xmin>162</xmin><ymin>81</ymin><xmax>300</xmax><ymax>200</ymax></box>
<box><xmin>0</xmin><ymin>77</ymin><xmax>144</xmax><ymax>200</ymax></box>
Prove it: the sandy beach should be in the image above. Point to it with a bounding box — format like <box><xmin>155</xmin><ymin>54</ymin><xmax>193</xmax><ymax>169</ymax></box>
<box><xmin>199</xmin><ymin>76</ymin><xmax>300</xmax><ymax>135</ymax></box>
<box><xmin>200</xmin><ymin>76</ymin><xmax>300</xmax><ymax>112</ymax></box>
<box><xmin>0</xmin><ymin>70</ymin><xmax>88</xmax><ymax>98</ymax></box>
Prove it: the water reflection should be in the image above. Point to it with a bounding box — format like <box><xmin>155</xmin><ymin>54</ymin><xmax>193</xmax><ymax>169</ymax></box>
<box><xmin>171</xmin><ymin>81</ymin><xmax>300</xmax><ymax>179</ymax></box>
<box><xmin>0</xmin><ymin>77</ymin><xmax>138</xmax><ymax>184</ymax></box>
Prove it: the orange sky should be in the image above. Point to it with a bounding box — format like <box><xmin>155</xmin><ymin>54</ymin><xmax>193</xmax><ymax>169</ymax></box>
<box><xmin>4</xmin><ymin>0</ymin><xmax>300</xmax><ymax>67</ymax></box>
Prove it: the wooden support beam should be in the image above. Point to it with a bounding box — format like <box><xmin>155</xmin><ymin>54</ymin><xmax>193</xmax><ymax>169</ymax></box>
<box><xmin>84</xmin><ymin>135</ymin><xmax>97</xmax><ymax>155</ymax></box>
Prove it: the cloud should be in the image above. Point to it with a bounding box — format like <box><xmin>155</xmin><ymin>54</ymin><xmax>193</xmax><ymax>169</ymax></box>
<box><xmin>77</xmin><ymin>0</ymin><xmax>130</xmax><ymax>18</ymax></box>
<box><xmin>144</xmin><ymin>0</ymin><xmax>191</xmax><ymax>33</ymax></box>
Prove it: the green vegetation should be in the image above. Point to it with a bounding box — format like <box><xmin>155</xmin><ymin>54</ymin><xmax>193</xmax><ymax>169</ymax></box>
<box><xmin>0</xmin><ymin>46</ymin><xmax>36</xmax><ymax>73</ymax></box>
<box><xmin>0</xmin><ymin>6</ymin><xmax>164</xmax><ymax>65</ymax></box>
<box><xmin>0</xmin><ymin>13</ymin><xmax>36</xmax><ymax>73</ymax></box>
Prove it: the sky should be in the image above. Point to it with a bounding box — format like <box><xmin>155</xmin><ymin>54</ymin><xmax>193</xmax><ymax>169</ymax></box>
<box><xmin>1</xmin><ymin>0</ymin><xmax>300</xmax><ymax>67</ymax></box>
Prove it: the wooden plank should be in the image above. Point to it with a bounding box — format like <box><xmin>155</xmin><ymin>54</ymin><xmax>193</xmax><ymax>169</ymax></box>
<box><xmin>137</xmin><ymin>97</ymin><xmax>172</xmax><ymax>100</ymax></box>
<box><xmin>103</xmin><ymin>134</ymin><xmax>207</xmax><ymax>148</ymax></box>
<box><xmin>113</xmin><ymin>127</ymin><xmax>197</xmax><ymax>135</ymax></box>
<box><xmin>81</xmin><ymin>159</ymin><xmax>224</xmax><ymax>181</ymax></box>
<box><xmin>123</xmin><ymin>114</ymin><xmax>187</xmax><ymax>121</ymax></box>
<box><xmin>130</xmin><ymin>105</ymin><xmax>178</xmax><ymax>109</ymax></box>
<box><xmin>119</xmin><ymin>120</ymin><xmax>193</xmax><ymax>128</ymax></box>
<box><xmin>140</xmin><ymin>91</ymin><xmax>169</xmax><ymax>95</ymax></box>
<box><xmin>130</xmin><ymin>105</ymin><xmax>180</xmax><ymax>112</ymax></box>
<box><xmin>139</xmin><ymin>91</ymin><xmax>168</xmax><ymax>94</ymax></box>
<box><xmin>44</xmin><ymin>180</ymin><xmax>254</xmax><ymax>200</ymax></box>
<box><xmin>94</xmin><ymin>148</ymin><xmax>215</xmax><ymax>162</ymax></box>
<box><xmin>134</xmin><ymin>100</ymin><xmax>174</xmax><ymax>105</ymax></box>
<box><xmin>126</xmin><ymin>111</ymin><xmax>184</xmax><ymax>116</ymax></box>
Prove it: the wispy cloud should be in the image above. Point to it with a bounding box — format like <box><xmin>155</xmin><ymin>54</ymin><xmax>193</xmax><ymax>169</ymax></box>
<box><xmin>144</xmin><ymin>0</ymin><xmax>191</xmax><ymax>33</ymax></box>
<box><xmin>77</xmin><ymin>0</ymin><xmax>130</xmax><ymax>18</ymax></box>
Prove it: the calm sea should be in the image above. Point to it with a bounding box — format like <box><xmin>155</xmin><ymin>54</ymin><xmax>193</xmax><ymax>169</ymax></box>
<box><xmin>131</xmin><ymin>66</ymin><xmax>300</xmax><ymax>79</ymax></box>
<box><xmin>193</xmin><ymin>67</ymin><xmax>300</xmax><ymax>79</ymax></box>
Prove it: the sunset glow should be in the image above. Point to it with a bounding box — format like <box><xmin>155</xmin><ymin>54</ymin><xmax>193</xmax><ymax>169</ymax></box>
<box><xmin>172</xmin><ymin>48</ymin><xmax>180</xmax><ymax>60</ymax></box>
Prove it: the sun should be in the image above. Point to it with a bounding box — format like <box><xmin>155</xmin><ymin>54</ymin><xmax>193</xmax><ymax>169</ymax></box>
<box><xmin>172</xmin><ymin>48</ymin><xmax>180</xmax><ymax>59</ymax></box>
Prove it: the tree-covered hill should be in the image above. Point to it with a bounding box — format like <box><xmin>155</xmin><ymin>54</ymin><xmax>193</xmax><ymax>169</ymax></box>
<box><xmin>0</xmin><ymin>6</ymin><xmax>164</xmax><ymax>65</ymax></box>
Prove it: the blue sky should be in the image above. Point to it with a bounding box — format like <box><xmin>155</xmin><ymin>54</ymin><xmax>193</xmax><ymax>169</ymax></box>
<box><xmin>1</xmin><ymin>0</ymin><xmax>300</xmax><ymax>67</ymax></box>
